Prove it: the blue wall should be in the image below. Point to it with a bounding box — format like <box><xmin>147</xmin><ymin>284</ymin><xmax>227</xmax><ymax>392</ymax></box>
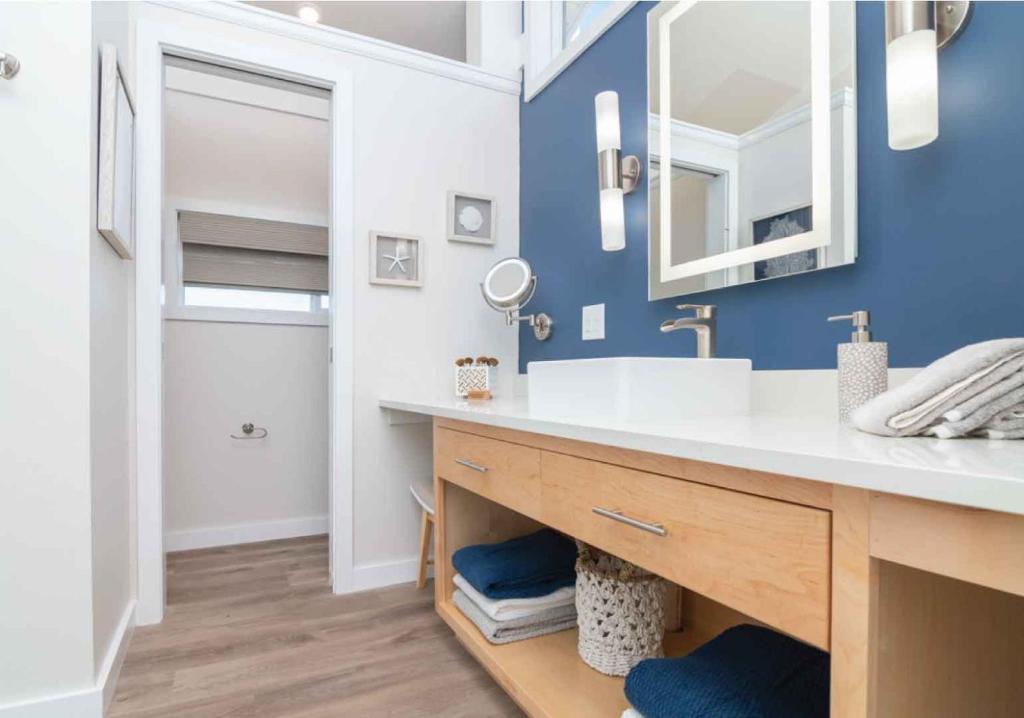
<box><xmin>519</xmin><ymin>2</ymin><xmax>1024</xmax><ymax>372</ymax></box>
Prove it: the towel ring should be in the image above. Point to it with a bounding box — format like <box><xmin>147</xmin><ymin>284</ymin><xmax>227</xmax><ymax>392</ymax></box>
<box><xmin>231</xmin><ymin>422</ymin><xmax>268</xmax><ymax>440</ymax></box>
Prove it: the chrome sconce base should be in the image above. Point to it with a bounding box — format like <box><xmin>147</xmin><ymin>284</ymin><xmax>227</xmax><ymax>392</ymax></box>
<box><xmin>937</xmin><ymin>1</ymin><xmax>972</xmax><ymax>49</ymax></box>
<box><xmin>886</xmin><ymin>1</ymin><xmax>971</xmax><ymax>49</ymax></box>
<box><xmin>598</xmin><ymin>148</ymin><xmax>642</xmax><ymax>195</ymax></box>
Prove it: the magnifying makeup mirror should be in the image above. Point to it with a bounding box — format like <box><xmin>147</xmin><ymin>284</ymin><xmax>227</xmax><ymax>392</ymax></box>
<box><xmin>481</xmin><ymin>257</ymin><xmax>553</xmax><ymax>341</ymax></box>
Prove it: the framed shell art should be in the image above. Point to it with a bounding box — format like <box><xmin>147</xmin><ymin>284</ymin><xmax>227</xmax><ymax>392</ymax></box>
<box><xmin>447</xmin><ymin>191</ymin><xmax>496</xmax><ymax>245</ymax></box>
<box><xmin>369</xmin><ymin>231</ymin><xmax>423</xmax><ymax>287</ymax></box>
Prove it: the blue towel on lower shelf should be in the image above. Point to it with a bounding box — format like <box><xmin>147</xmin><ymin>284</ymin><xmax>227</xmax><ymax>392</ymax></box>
<box><xmin>451</xmin><ymin>528</ymin><xmax>577</xmax><ymax>599</ymax></box>
<box><xmin>624</xmin><ymin>624</ymin><xmax>830</xmax><ymax>718</ymax></box>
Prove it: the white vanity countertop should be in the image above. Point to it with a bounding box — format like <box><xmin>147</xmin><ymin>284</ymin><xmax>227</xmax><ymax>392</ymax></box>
<box><xmin>379</xmin><ymin>395</ymin><xmax>1024</xmax><ymax>516</ymax></box>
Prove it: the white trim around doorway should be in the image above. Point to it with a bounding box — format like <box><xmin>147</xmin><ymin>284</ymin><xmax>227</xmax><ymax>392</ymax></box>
<box><xmin>134</xmin><ymin>18</ymin><xmax>355</xmax><ymax>625</ymax></box>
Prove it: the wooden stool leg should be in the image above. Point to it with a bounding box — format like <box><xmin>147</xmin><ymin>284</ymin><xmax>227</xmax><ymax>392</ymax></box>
<box><xmin>417</xmin><ymin>510</ymin><xmax>432</xmax><ymax>589</ymax></box>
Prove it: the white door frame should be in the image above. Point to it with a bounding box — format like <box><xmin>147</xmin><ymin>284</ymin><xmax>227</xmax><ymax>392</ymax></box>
<box><xmin>134</xmin><ymin>18</ymin><xmax>355</xmax><ymax>625</ymax></box>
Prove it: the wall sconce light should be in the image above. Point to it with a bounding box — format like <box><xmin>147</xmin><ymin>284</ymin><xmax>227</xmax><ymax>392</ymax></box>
<box><xmin>595</xmin><ymin>91</ymin><xmax>640</xmax><ymax>252</ymax></box>
<box><xmin>885</xmin><ymin>1</ymin><xmax>972</xmax><ymax>150</ymax></box>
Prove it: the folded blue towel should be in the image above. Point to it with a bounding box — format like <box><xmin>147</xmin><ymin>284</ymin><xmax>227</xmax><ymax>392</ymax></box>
<box><xmin>451</xmin><ymin>528</ymin><xmax>577</xmax><ymax>599</ymax></box>
<box><xmin>624</xmin><ymin>624</ymin><xmax>829</xmax><ymax>718</ymax></box>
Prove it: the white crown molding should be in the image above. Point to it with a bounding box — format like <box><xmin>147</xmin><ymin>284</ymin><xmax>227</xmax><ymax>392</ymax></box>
<box><xmin>739</xmin><ymin>87</ymin><xmax>855</xmax><ymax>148</ymax></box>
<box><xmin>650</xmin><ymin>88</ymin><xmax>857</xmax><ymax>153</ymax></box>
<box><xmin>651</xmin><ymin>114</ymin><xmax>741</xmax><ymax>150</ymax></box>
<box><xmin>147</xmin><ymin>1</ymin><xmax>522</xmax><ymax>96</ymax></box>
<box><xmin>165</xmin><ymin>64</ymin><xmax>331</xmax><ymax>120</ymax></box>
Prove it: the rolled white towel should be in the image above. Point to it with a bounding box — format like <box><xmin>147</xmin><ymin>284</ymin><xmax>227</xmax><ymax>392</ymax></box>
<box><xmin>453</xmin><ymin>574</ymin><xmax>575</xmax><ymax>622</ymax></box>
<box><xmin>621</xmin><ymin>709</ymin><xmax>645</xmax><ymax>718</ymax></box>
<box><xmin>852</xmin><ymin>339</ymin><xmax>1024</xmax><ymax>437</ymax></box>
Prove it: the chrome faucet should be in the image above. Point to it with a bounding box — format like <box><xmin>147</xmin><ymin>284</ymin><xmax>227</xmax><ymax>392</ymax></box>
<box><xmin>660</xmin><ymin>304</ymin><xmax>717</xmax><ymax>359</ymax></box>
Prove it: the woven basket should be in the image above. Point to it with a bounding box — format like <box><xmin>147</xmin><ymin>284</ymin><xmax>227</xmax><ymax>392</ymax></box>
<box><xmin>575</xmin><ymin>543</ymin><xmax>665</xmax><ymax>676</ymax></box>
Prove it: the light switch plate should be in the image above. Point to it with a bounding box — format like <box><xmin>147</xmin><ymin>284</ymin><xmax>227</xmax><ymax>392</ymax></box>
<box><xmin>582</xmin><ymin>303</ymin><xmax>605</xmax><ymax>341</ymax></box>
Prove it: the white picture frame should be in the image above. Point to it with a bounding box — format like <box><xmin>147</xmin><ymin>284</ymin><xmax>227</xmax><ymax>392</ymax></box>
<box><xmin>97</xmin><ymin>43</ymin><xmax>136</xmax><ymax>259</ymax></box>
<box><xmin>447</xmin><ymin>190</ymin><xmax>496</xmax><ymax>245</ymax></box>
<box><xmin>369</xmin><ymin>231</ymin><xmax>423</xmax><ymax>287</ymax></box>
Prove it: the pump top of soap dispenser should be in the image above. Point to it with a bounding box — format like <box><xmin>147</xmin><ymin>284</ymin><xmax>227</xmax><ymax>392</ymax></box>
<box><xmin>828</xmin><ymin>310</ymin><xmax>873</xmax><ymax>343</ymax></box>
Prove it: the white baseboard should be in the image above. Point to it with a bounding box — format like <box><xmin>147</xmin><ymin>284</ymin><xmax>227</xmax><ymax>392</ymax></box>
<box><xmin>350</xmin><ymin>556</ymin><xmax>432</xmax><ymax>592</ymax></box>
<box><xmin>165</xmin><ymin>515</ymin><xmax>328</xmax><ymax>552</ymax></box>
<box><xmin>0</xmin><ymin>688</ymin><xmax>99</xmax><ymax>718</ymax></box>
<box><xmin>0</xmin><ymin>601</ymin><xmax>135</xmax><ymax>718</ymax></box>
<box><xmin>99</xmin><ymin>601</ymin><xmax>135</xmax><ymax>714</ymax></box>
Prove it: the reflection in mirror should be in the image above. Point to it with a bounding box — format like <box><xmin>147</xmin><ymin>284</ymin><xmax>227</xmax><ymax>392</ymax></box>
<box><xmin>648</xmin><ymin>0</ymin><xmax>857</xmax><ymax>299</ymax></box>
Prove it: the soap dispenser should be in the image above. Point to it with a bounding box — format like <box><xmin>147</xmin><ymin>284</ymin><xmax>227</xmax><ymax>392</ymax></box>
<box><xmin>827</xmin><ymin>310</ymin><xmax>888</xmax><ymax>423</ymax></box>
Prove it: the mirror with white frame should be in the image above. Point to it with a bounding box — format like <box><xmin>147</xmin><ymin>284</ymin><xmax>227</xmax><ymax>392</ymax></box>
<box><xmin>648</xmin><ymin>0</ymin><xmax>857</xmax><ymax>299</ymax></box>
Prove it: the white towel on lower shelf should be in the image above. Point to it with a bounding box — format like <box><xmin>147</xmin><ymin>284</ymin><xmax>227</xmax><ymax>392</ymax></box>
<box><xmin>453</xmin><ymin>573</ymin><xmax>575</xmax><ymax>621</ymax></box>
<box><xmin>621</xmin><ymin>709</ymin><xmax>644</xmax><ymax>718</ymax></box>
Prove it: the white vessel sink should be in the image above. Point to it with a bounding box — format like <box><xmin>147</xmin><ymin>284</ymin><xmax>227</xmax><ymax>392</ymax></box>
<box><xmin>527</xmin><ymin>357</ymin><xmax>751</xmax><ymax>423</ymax></box>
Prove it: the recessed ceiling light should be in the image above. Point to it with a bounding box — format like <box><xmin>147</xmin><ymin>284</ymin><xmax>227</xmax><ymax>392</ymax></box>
<box><xmin>296</xmin><ymin>3</ymin><xmax>321</xmax><ymax>24</ymax></box>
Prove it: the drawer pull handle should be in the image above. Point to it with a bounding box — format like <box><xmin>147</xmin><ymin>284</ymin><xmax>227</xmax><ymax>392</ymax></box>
<box><xmin>454</xmin><ymin>458</ymin><xmax>488</xmax><ymax>473</ymax></box>
<box><xmin>592</xmin><ymin>507</ymin><xmax>667</xmax><ymax>537</ymax></box>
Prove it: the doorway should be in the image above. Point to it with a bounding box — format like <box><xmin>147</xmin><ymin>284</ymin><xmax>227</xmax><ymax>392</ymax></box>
<box><xmin>161</xmin><ymin>56</ymin><xmax>330</xmax><ymax>560</ymax></box>
<box><xmin>135</xmin><ymin>23</ymin><xmax>354</xmax><ymax>625</ymax></box>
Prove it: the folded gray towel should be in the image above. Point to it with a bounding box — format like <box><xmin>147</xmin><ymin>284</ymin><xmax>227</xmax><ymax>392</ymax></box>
<box><xmin>930</xmin><ymin>384</ymin><xmax>1024</xmax><ymax>438</ymax></box>
<box><xmin>985</xmin><ymin>403</ymin><xmax>1024</xmax><ymax>431</ymax></box>
<box><xmin>453</xmin><ymin>589</ymin><xmax>577</xmax><ymax>645</ymax></box>
<box><xmin>987</xmin><ymin>418</ymin><xmax>1024</xmax><ymax>433</ymax></box>
<box><xmin>942</xmin><ymin>372</ymin><xmax>1024</xmax><ymax>423</ymax></box>
<box><xmin>852</xmin><ymin>339</ymin><xmax>1024</xmax><ymax>437</ymax></box>
<box><xmin>976</xmin><ymin>428</ymin><xmax>1024</xmax><ymax>440</ymax></box>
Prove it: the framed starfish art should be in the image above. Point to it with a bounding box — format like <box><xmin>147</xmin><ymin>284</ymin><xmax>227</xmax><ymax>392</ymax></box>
<box><xmin>369</xmin><ymin>231</ymin><xmax>423</xmax><ymax>287</ymax></box>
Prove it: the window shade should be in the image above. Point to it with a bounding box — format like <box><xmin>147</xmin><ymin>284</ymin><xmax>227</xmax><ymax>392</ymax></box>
<box><xmin>179</xmin><ymin>211</ymin><xmax>328</xmax><ymax>293</ymax></box>
<box><xmin>178</xmin><ymin>211</ymin><xmax>328</xmax><ymax>256</ymax></box>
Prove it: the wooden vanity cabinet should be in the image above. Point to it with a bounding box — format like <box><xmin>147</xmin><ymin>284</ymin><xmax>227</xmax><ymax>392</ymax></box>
<box><xmin>431</xmin><ymin>417</ymin><xmax>1024</xmax><ymax>718</ymax></box>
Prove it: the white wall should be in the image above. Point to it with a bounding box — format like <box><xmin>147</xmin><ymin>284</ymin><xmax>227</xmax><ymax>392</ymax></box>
<box><xmin>138</xmin><ymin>2</ymin><xmax>520</xmax><ymax>587</ymax></box>
<box><xmin>90</xmin><ymin>0</ymin><xmax>137</xmax><ymax>688</ymax></box>
<box><xmin>0</xmin><ymin>1</ymin><xmax>98</xmax><ymax>710</ymax></box>
<box><xmin>163</xmin><ymin>321</ymin><xmax>329</xmax><ymax>549</ymax></box>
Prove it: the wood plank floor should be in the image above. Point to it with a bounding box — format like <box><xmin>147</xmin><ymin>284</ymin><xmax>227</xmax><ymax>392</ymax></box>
<box><xmin>111</xmin><ymin>536</ymin><xmax>523</xmax><ymax>717</ymax></box>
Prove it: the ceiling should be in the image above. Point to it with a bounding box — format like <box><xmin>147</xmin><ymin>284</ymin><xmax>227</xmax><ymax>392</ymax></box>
<box><xmin>247</xmin><ymin>1</ymin><xmax>467</xmax><ymax>62</ymax></box>
<box><xmin>164</xmin><ymin>67</ymin><xmax>329</xmax><ymax>219</ymax></box>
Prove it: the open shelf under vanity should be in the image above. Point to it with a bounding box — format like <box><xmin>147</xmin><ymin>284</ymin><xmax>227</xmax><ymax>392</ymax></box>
<box><xmin>437</xmin><ymin>600</ymin><xmax>709</xmax><ymax>717</ymax></box>
<box><xmin>430</xmin><ymin>415</ymin><xmax>1024</xmax><ymax>718</ymax></box>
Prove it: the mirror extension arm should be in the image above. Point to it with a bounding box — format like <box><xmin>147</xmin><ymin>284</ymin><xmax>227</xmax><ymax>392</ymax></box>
<box><xmin>479</xmin><ymin>282</ymin><xmax>553</xmax><ymax>341</ymax></box>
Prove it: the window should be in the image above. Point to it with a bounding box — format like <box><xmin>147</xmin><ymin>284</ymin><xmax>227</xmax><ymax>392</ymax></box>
<box><xmin>561</xmin><ymin>1</ymin><xmax>605</xmax><ymax>48</ymax></box>
<box><xmin>167</xmin><ymin>208</ymin><xmax>330</xmax><ymax>324</ymax></box>
<box><xmin>183</xmin><ymin>286</ymin><xmax>326</xmax><ymax>313</ymax></box>
<box><xmin>524</xmin><ymin>1</ymin><xmax>635</xmax><ymax>102</ymax></box>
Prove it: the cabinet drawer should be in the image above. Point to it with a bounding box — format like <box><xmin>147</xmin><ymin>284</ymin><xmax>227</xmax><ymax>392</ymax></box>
<box><xmin>541</xmin><ymin>451</ymin><xmax>831</xmax><ymax>649</ymax></box>
<box><xmin>435</xmin><ymin>428</ymin><xmax>541</xmax><ymax>519</ymax></box>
